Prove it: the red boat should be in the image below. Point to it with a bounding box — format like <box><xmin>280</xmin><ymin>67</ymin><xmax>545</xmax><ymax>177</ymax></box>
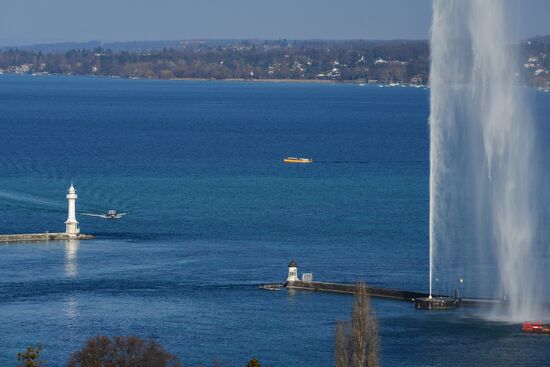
<box><xmin>522</xmin><ymin>321</ymin><xmax>550</xmax><ymax>334</ymax></box>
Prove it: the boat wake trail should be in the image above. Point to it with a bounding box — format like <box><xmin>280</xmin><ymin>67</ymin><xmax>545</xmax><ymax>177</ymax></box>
<box><xmin>0</xmin><ymin>189</ymin><xmax>64</xmax><ymax>211</ymax></box>
<box><xmin>313</xmin><ymin>160</ymin><xmax>371</xmax><ymax>164</ymax></box>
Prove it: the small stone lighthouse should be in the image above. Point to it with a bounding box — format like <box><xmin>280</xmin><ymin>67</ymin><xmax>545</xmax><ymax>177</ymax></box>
<box><xmin>287</xmin><ymin>259</ymin><xmax>299</xmax><ymax>282</ymax></box>
<box><xmin>65</xmin><ymin>184</ymin><xmax>80</xmax><ymax>237</ymax></box>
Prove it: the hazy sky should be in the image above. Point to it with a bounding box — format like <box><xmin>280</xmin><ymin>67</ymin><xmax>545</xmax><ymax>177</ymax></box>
<box><xmin>0</xmin><ymin>0</ymin><xmax>549</xmax><ymax>46</ymax></box>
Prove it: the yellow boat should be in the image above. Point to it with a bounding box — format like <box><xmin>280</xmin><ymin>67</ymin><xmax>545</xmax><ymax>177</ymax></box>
<box><xmin>284</xmin><ymin>157</ymin><xmax>313</xmax><ymax>164</ymax></box>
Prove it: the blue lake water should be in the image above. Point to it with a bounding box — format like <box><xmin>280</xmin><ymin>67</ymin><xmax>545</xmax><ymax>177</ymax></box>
<box><xmin>0</xmin><ymin>75</ymin><xmax>549</xmax><ymax>366</ymax></box>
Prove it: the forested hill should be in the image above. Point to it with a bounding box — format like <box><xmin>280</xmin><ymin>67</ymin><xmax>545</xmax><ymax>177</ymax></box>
<box><xmin>0</xmin><ymin>38</ymin><xmax>548</xmax><ymax>87</ymax></box>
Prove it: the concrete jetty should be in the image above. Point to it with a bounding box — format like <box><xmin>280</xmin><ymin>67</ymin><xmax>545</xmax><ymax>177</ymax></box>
<box><xmin>286</xmin><ymin>280</ymin><xmax>429</xmax><ymax>301</ymax></box>
<box><xmin>0</xmin><ymin>233</ymin><xmax>94</xmax><ymax>243</ymax></box>
<box><xmin>281</xmin><ymin>280</ymin><xmax>507</xmax><ymax>308</ymax></box>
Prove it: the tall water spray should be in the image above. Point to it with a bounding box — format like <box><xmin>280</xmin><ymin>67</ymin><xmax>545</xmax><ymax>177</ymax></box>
<box><xmin>429</xmin><ymin>0</ymin><xmax>542</xmax><ymax>320</ymax></box>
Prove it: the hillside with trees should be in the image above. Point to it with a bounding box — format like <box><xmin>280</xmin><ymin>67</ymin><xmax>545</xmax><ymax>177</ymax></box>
<box><xmin>0</xmin><ymin>38</ymin><xmax>548</xmax><ymax>87</ymax></box>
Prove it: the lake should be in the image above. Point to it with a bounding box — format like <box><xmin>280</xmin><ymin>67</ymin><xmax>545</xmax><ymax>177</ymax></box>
<box><xmin>0</xmin><ymin>75</ymin><xmax>549</xmax><ymax>366</ymax></box>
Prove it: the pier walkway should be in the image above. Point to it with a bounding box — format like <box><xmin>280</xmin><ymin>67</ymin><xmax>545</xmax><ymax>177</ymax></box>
<box><xmin>286</xmin><ymin>281</ymin><xmax>428</xmax><ymax>301</ymax></box>
<box><xmin>0</xmin><ymin>233</ymin><xmax>95</xmax><ymax>243</ymax></box>
<box><xmin>274</xmin><ymin>280</ymin><xmax>507</xmax><ymax>307</ymax></box>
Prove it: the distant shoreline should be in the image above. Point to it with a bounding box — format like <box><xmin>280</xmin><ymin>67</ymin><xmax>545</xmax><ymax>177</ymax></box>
<box><xmin>3</xmin><ymin>72</ymin><xmax>394</xmax><ymax>85</ymax></box>
<box><xmin>168</xmin><ymin>77</ymin><xmax>343</xmax><ymax>84</ymax></box>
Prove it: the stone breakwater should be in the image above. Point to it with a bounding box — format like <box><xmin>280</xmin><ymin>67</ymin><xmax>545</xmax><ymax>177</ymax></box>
<box><xmin>282</xmin><ymin>281</ymin><xmax>508</xmax><ymax>308</ymax></box>
<box><xmin>285</xmin><ymin>281</ymin><xmax>429</xmax><ymax>301</ymax></box>
<box><xmin>0</xmin><ymin>233</ymin><xmax>95</xmax><ymax>243</ymax></box>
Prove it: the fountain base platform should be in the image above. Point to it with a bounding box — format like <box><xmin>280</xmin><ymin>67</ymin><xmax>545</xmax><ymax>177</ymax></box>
<box><xmin>415</xmin><ymin>297</ymin><xmax>458</xmax><ymax>310</ymax></box>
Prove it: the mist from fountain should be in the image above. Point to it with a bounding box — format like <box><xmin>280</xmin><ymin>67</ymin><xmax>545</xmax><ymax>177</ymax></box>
<box><xmin>429</xmin><ymin>0</ymin><xmax>543</xmax><ymax>321</ymax></box>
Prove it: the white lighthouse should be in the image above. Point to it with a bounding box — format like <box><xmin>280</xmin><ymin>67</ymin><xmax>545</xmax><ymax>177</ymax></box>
<box><xmin>287</xmin><ymin>259</ymin><xmax>299</xmax><ymax>282</ymax></box>
<box><xmin>65</xmin><ymin>184</ymin><xmax>80</xmax><ymax>237</ymax></box>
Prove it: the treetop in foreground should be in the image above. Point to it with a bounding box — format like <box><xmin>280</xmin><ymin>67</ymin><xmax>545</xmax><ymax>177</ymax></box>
<box><xmin>67</xmin><ymin>335</ymin><xmax>183</xmax><ymax>367</ymax></box>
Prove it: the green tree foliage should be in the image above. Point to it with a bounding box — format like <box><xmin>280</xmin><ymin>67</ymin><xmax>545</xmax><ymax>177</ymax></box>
<box><xmin>67</xmin><ymin>335</ymin><xmax>183</xmax><ymax>367</ymax></box>
<box><xmin>16</xmin><ymin>344</ymin><xmax>46</xmax><ymax>367</ymax></box>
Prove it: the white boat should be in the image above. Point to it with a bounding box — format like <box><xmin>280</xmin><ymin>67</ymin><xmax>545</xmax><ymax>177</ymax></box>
<box><xmin>81</xmin><ymin>209</ymin><xmax>128</xmax><ymax>219</ymax></box>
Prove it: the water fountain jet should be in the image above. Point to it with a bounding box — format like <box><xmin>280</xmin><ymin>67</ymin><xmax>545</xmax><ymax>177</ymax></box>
<box><xmin>427</xmin><ymin>0</ymin><xmax>543</xmax><ymax>320</ymax></box>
